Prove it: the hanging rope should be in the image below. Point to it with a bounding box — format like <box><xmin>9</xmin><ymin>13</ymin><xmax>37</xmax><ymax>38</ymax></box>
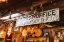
<box><xmin>40</xmin><ymin>4</ymin><xmax>43</xmax><ymax>12</ymax></box>
<box><xmin>9</xmin><ymin>11</ymin><xmax>11</xmax><ymax>19</ymax></box>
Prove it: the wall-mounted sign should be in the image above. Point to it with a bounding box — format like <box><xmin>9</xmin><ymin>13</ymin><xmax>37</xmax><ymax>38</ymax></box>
<box><xmin>16</xmin><ymin>8</ymin><xmax>59</xmax><ymax>27</ymax></box>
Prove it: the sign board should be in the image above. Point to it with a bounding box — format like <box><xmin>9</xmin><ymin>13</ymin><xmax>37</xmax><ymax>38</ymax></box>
<box><xmin>16</xmin><ymin>8</ymin><xmax>59</xmax><ymax>27</ymax></box>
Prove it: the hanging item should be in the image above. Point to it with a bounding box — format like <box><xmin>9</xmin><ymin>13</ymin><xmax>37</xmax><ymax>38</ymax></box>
<box><xmin>0</xmin><ymin>30</ymin><xmax>6</xmax><ymax>38</ymax></box>
<box><xmin>7</xmin><ymin>28</ymin><xmax>12</xmax><ymax>36</ymax></box>
<box><xmin>39</xmin><ymin>23</ymin><xmax>45</xmax><ymax>29</ymax></box>
<box><xmin>31</xmin><ymin>25</ymin><xmax>42</xmax><ymax>37</ymax></box>
<box><xmin>7</xmin><ymin>22</ymin><xmax>12</xmax><ymax>36</ymax></box>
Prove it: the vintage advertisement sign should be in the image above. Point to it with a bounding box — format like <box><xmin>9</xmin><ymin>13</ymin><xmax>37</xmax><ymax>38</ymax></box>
<box><xmin>16</xmin><ymin>8</ymin><xmax>59</xmax><ymax>27</ymax></box>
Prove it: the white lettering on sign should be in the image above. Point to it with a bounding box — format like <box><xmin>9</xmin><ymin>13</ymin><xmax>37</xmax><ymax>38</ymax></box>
<box><xmin>16</xmin><ymin>8</ymin><xmax>59</xmax><ymax>27</ymax></box>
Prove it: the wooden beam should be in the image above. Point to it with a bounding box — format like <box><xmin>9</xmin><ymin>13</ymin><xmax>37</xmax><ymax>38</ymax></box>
<box><xmin>44</xmin><ymin>0</ymin><xmax>64</xmax><ymax>11</ymax></box>
<box><xmin>59</xmin><ymin>6</ymin><xmax>64</xmax><ymax>11</ymax></box>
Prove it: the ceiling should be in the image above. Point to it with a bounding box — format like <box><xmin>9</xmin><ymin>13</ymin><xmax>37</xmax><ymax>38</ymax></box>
<box><xmin>0</xmin><ymin>0</ymin><xmax>57</xmax><ymax>11</ymax></box>
<box><xmin>0</xmin><ymin>0</ymin><xmax>27</xmax><ymax>11</ymax></box>
<box><xmin>0</xmin><ymin>0</ymin><xmax>63</xmax><ymax>16</ymax></box>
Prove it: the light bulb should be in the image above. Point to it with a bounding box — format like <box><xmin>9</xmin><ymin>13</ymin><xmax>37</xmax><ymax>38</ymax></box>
<box><xmin>0</xmin><ymin>0</ymin><xmax>8</xmax><ymax>3</ymax></box>
<box><xmin>0</xmin><ymin>0</ymin><xmax>2</xmax><ymax>3</ymax></box>
<box><xmin>0</xmin><ymin>0</ymin><xmax>2</xmax><ymax>1</ymax></box>
<box><xmin>0</xmin><ymin>31</ymin><xmax>3</xmax><ymax>34</ymax></box>
<box><xmin>2</xmin><ymin>0</ymin><xmax>6</xmax><ymax>2</ymax></box>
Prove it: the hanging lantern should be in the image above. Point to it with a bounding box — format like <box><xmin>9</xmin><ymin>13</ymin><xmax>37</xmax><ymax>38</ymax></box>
<box><xmin>7</xmin><ymin>26</ymin><xmax>12</xmax><ymax>36</ymax></box>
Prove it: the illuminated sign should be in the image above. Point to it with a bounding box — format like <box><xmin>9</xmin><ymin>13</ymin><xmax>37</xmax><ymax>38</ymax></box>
<box><xmin>16</xmin><ymin>8</ymin><xmax>59</xmax><ymax>27</ymax></box>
